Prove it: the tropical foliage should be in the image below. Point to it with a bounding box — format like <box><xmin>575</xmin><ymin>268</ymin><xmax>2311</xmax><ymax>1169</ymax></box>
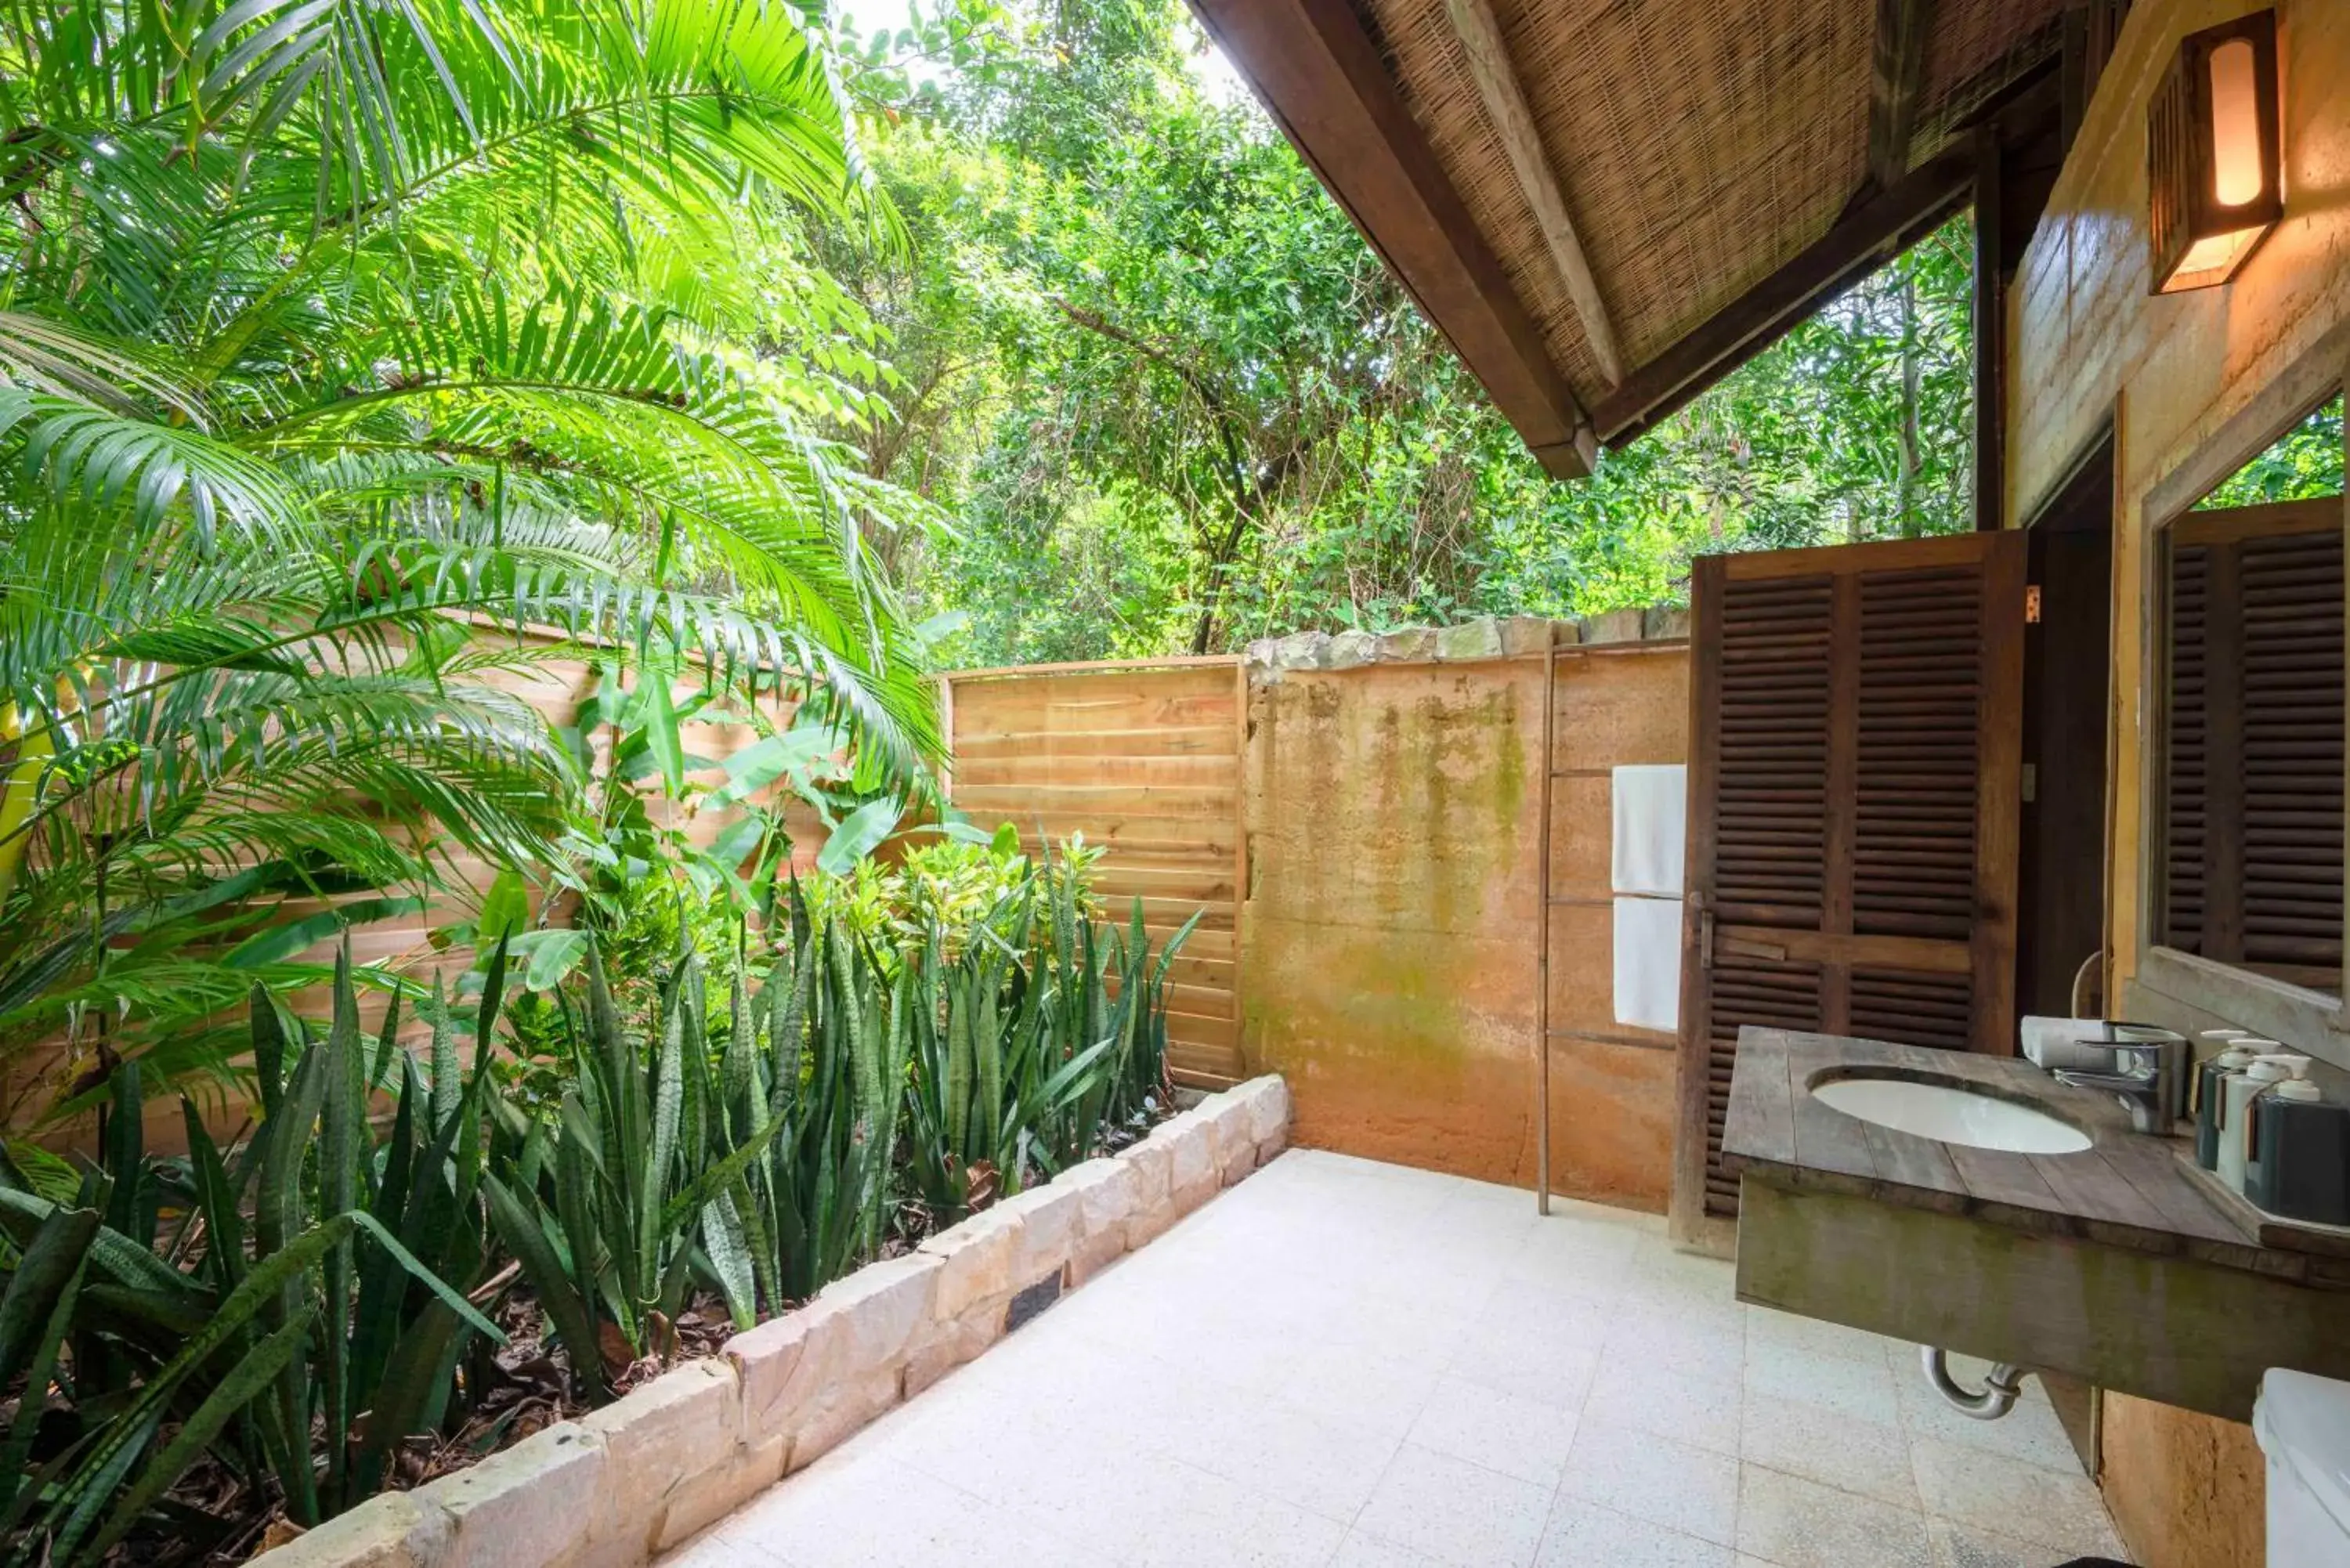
<box><xmin>2</xmin><ymin>844</ymin><xmax>1187</xmax><ymax>1563</ymax></box>
<box><xmin>0</xmin><ymin>956</ymin><xmax>508</xmax><ymax>1565</ymax></box>
<box><xmin>2196</xmin><ymin>395</ymin><xmax>2346</xmax><ymax>509</ymax></box>
<box><xmin>0</xmin><ymin>1</ymin><xmax>943</xmax><ymax>1093</ymax></box>
<box><xmin>826</xmin><ymin>0</ymin><xmax>1979</xmax><ymax>664</ymax></box>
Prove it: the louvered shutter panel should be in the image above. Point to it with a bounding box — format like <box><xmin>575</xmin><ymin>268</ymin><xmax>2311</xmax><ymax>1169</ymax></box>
<box><xmin>1675</xmin><ymin>534</ymin><xmax>2026</xmax><ymax>1235</ymax></box>
<box><xmin>2162</xmin><ymin>502</ymin><xmax>2344</xmax><ymax>991</ymax></box>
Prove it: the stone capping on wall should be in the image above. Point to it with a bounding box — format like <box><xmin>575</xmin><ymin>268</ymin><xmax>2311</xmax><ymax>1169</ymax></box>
<box><xmin>254</xmin><ymin>1076</ymin><xmax>1293</xmax><ymax>1568</ymax></box>
<box><xmin>1242</xmin><ymin>608</ymin><xmax>1690</xmax><ymax>680</ymax></box>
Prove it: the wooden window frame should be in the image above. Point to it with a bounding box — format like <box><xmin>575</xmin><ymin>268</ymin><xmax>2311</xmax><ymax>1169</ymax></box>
<box><xmin>2135</xmin><ymin>339</ymin><xmax>2350</xmax><ymax>1060</ymax></box>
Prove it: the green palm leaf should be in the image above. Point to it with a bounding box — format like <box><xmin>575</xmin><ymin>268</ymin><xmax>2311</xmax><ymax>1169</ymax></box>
<box><xmin>0</xmin><ymin>0</ymin><xmax>940</xmax><ymax>1096</ymax></box>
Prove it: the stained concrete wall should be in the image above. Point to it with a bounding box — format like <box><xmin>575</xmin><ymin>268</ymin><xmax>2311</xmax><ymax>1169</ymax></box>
<box><xmin>1239</xmin><ymin>616</ymin><xmax>1687</xmax><ymax>1210</ymax></box>
<box><xmin>2099</xmin><ymin>1394</ymin><xmax>2266</xmax><ymax>1568</ymax></box>
<box><xmin>2009</xmin><ymin>0</ymin><xmax>2350</xmax><ymax>1042</ymax></box>
<box><xmin>2006</xmin><ymin>0</ymin><xmax>2350</xmax><ymax>1554</ymax></box>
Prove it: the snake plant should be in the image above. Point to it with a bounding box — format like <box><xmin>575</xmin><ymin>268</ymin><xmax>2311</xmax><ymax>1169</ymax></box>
<box><xmin>483</xmin><ymin>940</ymin><xmax>795</xmax><ymax>1395</ymax></box>
<box><xmin>0</xmin><ymin>950</ymin><xmax>506</xmax><ymax>1567</ymax></box>
<box><xmin>902</xmin><ymin>842</ymin><xmax>1202</xmax><ymax>1216</ymax></box>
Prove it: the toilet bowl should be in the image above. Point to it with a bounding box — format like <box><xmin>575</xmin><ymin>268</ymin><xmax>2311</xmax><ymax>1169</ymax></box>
<box><xmin>2254</xmin><ymin>1368</ymin><xmax>2350</xmax><ymax>1564</ymax></box>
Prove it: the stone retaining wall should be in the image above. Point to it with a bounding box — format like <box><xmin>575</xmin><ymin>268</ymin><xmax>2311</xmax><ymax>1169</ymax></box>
<box><xmin>257</xmin><ymin>1076</ymin><xmax>1292</xmax><ymax>1568</ymax></box>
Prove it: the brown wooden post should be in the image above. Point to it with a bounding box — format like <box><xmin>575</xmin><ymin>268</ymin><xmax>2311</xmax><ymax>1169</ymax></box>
<box><xmin>1536</xmin><ymin>637</ymin><xmax>1556</xmax><ymax>1215</ymax></box>
<box><xmin>937</xmin><ymin>673</ymin><xmax>955</xmax><ymax>804</ymax></box>
<box><xmin>1973</xmin><ymin>121</ymin><xmax>2006</xmax><ymax>533</ymax></box>
<box><xmin>1972</xmin><ymin>533</ymin><xmax>2029</xmax><ymax>1050</ymax></box>
<box><xmin>1231</xmin><ymin>656</ymin><xmax>1250</xmax><ymax>1075</ymax></box>
<box><xmin>1672</xmin><ymin>557</ymin><xmax>1726</xmax><ymax>1248</ymax></box>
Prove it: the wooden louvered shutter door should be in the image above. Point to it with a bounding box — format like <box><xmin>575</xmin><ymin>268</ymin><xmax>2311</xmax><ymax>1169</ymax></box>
<box><xmin>2161</xmin><ymin>501</ymin><xmax>2345</xmax><ymax>992</ymax></box>
<box><xmin>1672</xmin><ymin>533</ymin><xmax>2026</xmax><ymax>1242</ymax></box>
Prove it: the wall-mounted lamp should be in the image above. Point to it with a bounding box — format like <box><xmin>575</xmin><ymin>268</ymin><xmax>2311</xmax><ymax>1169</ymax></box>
<box><xmin>2148</xmin><ymin>9</ymin><xmax>2283</xmax><ymax>294</ymax></box>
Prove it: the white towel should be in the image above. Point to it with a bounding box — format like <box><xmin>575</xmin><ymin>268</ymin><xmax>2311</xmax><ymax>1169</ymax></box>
<box><xmin>1614</xmin><ymin>895</ymin><xmax>1683</xmax><ymax>1032</ymax></box>
<box><xmin>1612</xmin><ymin>764</ymin><xmax>1688</xmax><ymax>897</ymax></box>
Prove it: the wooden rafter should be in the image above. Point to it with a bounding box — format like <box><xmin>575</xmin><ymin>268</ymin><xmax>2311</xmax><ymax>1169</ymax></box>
<box><xmin>1441</xmin><ymin>0</ymin><xmax>1624</xmax><ymax>386</ymax></box>
<box><xmin>1188</xmin><ymin>0</ymin><xmax>1596</xmax><ymax>479</ymax></box>
<box><xmin>1867</xmin><ymin>0</ymin><xmax>1936</xmax><ymax>191</ymax></box>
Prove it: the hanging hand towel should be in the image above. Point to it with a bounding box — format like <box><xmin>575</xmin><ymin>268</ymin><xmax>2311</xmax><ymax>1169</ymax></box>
<box><xmin>1614</xmin><ymin>895</ymin><xmax>1683</xmax><ymax>1032</ymax></box>
<box><xmin>1612</xmin><ymin>764</ymin><xmax>1688</xmax><ymax>898</ymax></box>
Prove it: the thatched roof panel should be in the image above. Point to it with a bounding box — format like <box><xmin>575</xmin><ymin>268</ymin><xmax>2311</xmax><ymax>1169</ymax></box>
<box><xmin>1347</xmin><ymin>0</ymin><xmax>2061</xmax><ymax>409</ymax></box>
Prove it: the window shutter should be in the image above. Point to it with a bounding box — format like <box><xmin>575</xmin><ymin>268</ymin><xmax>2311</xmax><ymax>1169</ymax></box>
<box><xmin>2162</xmin><ymin>501</ymin><xmax>2344</xmax><ymax>991</ymax></box>
<box><xmin>1675</xmin><ymin>533</ymin><xmax>2026</xmax><ymax>1237</ymax></box>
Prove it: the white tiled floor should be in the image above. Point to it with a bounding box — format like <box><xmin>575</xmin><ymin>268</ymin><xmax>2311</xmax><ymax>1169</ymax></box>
<box><xmin>665</xmin><ymin>1151</ymin><xmax>2131</xmax><ymax>1568</ymax></box>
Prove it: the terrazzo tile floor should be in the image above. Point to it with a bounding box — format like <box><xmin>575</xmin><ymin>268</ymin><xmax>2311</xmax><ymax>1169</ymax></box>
<box><xmin>664</xmin><ymin>1150</ymin><xmax>2131</xmax><ymax>1568</ymax></box>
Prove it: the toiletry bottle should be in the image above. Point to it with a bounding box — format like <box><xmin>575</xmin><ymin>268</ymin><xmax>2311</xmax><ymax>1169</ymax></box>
<box><xmin>2221</xmin><ymin>1057</ymin><xmax>2292</xmax><ymax>1192</ymax></box>
<box><xmin>2249</xmin><ymin>1080</ymin><xmax>2350</xmax><ymax>1225</ymax></box>
<box><xmin>2196</xmin><ymin>1028</ymin><xmax>2250</xmax><ymax>1133</ymax></box>
<box><xmin>2198</xmin><ymin>1043</ymin><xmax>2265</xmax><ymax>1170</ymax></box>
<box><xmin>2240</xmin><ymin>1056</ymin><xmax>2316</xmax><ymax>1197</ymax></box>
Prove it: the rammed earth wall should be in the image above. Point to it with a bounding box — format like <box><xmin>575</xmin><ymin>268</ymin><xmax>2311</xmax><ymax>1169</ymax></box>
<box><xmin>251</xmin><ymin>1076</ymin><xmax>1291</xmax><ymax>1568</ymax></box>
<box><xmin>1242</xmin><ymin>612</ymin><xmax>1689</xmax><ymax>1210</ymax></box>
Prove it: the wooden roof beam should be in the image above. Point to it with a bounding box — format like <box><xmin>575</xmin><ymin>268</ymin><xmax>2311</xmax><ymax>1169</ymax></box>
<box><xmin>1867</xmin><ymin>0</ymin><xmax>1936</xmax><ymax>191</ymax></box>
<box><xmin>1441</xmin><ymin>0</ymin><xmax>1624</xmax><ymax>386</ymax></box>
<box><xmin>1188</xmin><ymin>0</ymin><xmax>1596</xmax><ymax>479</ymax></box>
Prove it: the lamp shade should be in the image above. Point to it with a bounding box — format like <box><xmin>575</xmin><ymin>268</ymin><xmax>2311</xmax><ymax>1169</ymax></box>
<box><xmin>2148</xmin><ymin>9</ymin><xmax>2283</xmax><ymax>294</ymax></box>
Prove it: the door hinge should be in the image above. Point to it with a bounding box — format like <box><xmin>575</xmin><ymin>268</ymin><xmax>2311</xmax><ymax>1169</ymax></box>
<box><xmin>2025</xmin><ymin>583</ymin><xmax>2042</xmax><ymax>623</ymax></box>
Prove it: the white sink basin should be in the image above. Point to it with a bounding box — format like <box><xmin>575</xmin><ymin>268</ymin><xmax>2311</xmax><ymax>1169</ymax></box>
<box><xmin>1810</xmin><ymin>1076</ymin><xmax>2092</xmax><ymax>1154</ymax></box>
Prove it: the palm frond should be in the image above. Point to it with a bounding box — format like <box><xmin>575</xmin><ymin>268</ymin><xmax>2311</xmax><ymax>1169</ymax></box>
<box><xmin>0</xmin><ymin>389</ymin><xmax>302</xmax><ymax>545</ymax></box>
<box><xmin>0</xmin><ymin>313</ymin><xmax>209</xmax><ymax>420</ymax></box>
<box><xmin>0</xmin><ymin>0</ymin><xmax>939</xmax><ymax>1104</ymax></box>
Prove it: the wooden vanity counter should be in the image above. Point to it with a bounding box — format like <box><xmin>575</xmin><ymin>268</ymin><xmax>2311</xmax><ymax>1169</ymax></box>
<box><xmin>1718</xmin><ymin>1028</ymin><xmax>2350</xmax><ymax>1419</ymax></box>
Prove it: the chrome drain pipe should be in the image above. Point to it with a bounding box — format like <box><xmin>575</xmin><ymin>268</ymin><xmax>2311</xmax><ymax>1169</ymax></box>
<box><xmin>1921</xmin><ymin>1346</ymin><xmax>2026</xmax><ymax>1420</ymax></box>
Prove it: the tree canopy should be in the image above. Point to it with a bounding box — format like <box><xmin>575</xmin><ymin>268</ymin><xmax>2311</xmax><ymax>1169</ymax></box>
<box><xmin>831</xmin><ymin>0</ymin><xmax>1979</xmax><ymax>665</ymax></box>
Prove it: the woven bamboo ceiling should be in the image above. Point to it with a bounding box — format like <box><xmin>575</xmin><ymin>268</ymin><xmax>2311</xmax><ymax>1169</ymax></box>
<box><xmin>1190</xmin><ymin>0</ymin><xmax>2068</xmax><ymax>478</ymax></box>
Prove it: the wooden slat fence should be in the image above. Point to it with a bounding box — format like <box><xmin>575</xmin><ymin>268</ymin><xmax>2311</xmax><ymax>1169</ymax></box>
<box><xmin>16</xmin><ymin>649</ymin><xmax>1251</xmax><ymax>1146</ymax></box>
<box><xmin>6</xmin><ymin>648</ymin><xmax>826</xmax><ymax>1149</ymax></box>
<box><xmin>941</xmin><ymin>657</ymin><xmax>1247</xmax><ymax>1087</ymax></box>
